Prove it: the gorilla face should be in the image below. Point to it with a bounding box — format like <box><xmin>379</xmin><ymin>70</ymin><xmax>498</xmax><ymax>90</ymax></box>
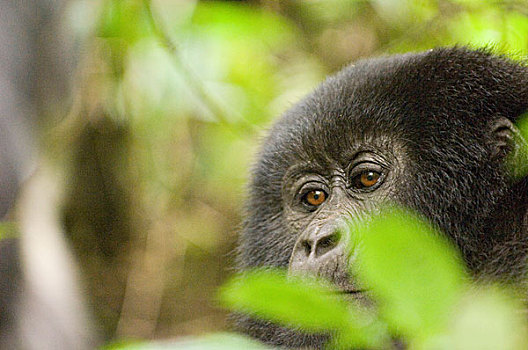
<box><xmin>283</xmin><ymin>135</ymin><xmax>408</xmax><ymax>292</ymax></box>
<box><xmin>236</xmin><ymin>47</ymin><xmax>528</xmax><ymax>348</ymax></box>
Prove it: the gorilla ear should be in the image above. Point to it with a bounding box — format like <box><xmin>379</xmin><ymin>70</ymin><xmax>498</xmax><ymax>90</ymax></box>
<box><xmin>491</xmin><ymin>117</ymin><xmax>528</xmax><ymax>177</ymax></box>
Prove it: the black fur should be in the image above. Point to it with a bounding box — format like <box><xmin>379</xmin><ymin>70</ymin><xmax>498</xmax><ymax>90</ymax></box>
<box><xmin>236</xmin><ymin>47</ymin><xmax>528</xmax><ymax>348</ymax></box>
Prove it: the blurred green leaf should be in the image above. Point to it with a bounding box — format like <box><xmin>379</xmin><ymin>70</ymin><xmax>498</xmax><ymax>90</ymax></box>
<box><xmin>445</xmin><ymin>287</ymin><xmax>528</xmax><ymax>350</ymax></box>
<box><xmin>517</xmin><ymin>112</ymin><xmax>528</xmax><ymax>141</ymax></box>
<box><xmin>504</xmin><ymin>12</ymin><xmax>528</xmax><ymax>54</ymax></box>
<box><xmin>448</xmin><ymin>10</ymin><xmax>503</xmax><ymax>47</ymax></box>
<box><xmin>105</xmin><ymin>333</ymin><xmax>271</xmax><ymax>349</ymax></box>
<box><xmin>219</xmin><ymin>269</ymin><xmax>391</xmax><ymax>348</ymax></box>
<box><xmin>165</xmin><ymin>333</ymin><xmax>272</xmax><ymax>350</ymax></box>
<box><xmin>188</xmin><ymin>2</ymin><xmax>298</xmax><ymax>126</ymax></box>
<box><xmin>220</xmin><ymin>270</ymin><xmax>350</xmax><ymax>332</ymax></box>
<box><xmin>98</xmin><ymin>0</ymin><xmax>151</xmax><ymax>42</ymax></box>
<box><xmin>102</xmin><ymin>339</ymin><xmax>140</xmax><ymax>349</ymax></box>
<box><xmin>353</xmin><ymin>207</ymin><xmax>467</xmax><ymax>343</ymax></box>
<box><xmin>191</xmin><ymin>2</ymin><xmax>294</xmax><ymax>47</ymax></box>
<box><xmin>447</xmin><ymin>6</ymin><xmax>528</xmax><ymax>52</ymax></box>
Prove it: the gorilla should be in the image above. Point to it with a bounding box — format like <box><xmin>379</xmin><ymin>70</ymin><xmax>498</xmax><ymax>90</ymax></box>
<box><xmin>236</xmin><ymin>47</ymin><xmax>528</xmax><ymax>348</ymax></box>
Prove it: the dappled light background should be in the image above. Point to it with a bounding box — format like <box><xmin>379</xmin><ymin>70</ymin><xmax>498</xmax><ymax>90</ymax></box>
<box><xmin>32</xmin><ymin>0</ymin><xmax>528</xmax><ymax>344</ymax></box>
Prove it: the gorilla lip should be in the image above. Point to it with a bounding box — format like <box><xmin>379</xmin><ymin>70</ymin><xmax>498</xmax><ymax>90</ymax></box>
<box><xmin>339</xmin><ymin>289</ymin><xmax>366</xmax><ymax>295</ymax></box>
<box><xmin>343</xmin><ymin>289</ymin><xmax>365</xmax><ymax>293</ymax></box>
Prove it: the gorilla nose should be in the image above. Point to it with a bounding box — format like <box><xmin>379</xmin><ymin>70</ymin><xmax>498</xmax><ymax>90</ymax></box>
<box><xmin>289</xmin><ymin>220</ymin><xmax>349</xmax><ymax>274</ymax></box>
<box><xmin>301</xmin><ymin>230</ymin><xmax>341</xmax><ymax>258</ymax></box>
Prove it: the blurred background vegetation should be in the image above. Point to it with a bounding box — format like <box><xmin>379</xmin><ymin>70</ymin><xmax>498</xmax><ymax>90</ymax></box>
<box><xmin>30</xmin><ymin>0</ymin><xmax>528</xmax><ymax>344</ymax></box>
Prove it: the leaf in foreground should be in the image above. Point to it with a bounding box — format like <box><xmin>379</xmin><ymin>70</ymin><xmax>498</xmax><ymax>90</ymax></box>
<box><xmin>353</xmin><ymin>207</ymin><xmax>467</xmax><ymax>342</ymax></box>
<box><xmin>219</xmin><ymin>269</ymin><xmax>384</xmax><ymax>347</ymax></box>
<box><xmin>445</xmin><ymin>287</ymin><xmax>528</xmax><ymax>350</ymax></box>
<box><xmin>105</xmin><ymin>333</ymin><xmax>271</xmax><ymax>350</ymax></box>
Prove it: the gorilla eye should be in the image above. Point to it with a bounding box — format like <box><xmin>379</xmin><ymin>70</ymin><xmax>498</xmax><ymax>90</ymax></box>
<box><xmin>303</xmin><ymin>190</ymin><xmax>327</xmax><ymax>207</ymax></box>
<box><xmin>352</xmin><ymin>170</ymin><xmax>381</xmax><ymax>189</ymax></box>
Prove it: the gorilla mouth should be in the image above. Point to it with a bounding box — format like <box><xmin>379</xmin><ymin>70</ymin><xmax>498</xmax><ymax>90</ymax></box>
<box><xmin>338</xmin><ymin>289</ymin><xmax>369</xmax><ymax>300</ymax></box>
<box><xmin>332</xmin><ymin>281</ymin><xmax>368</xmax><ymax>295</ymax></box>
<box><xmin>331</xmin><ymin>276</ymin><xmax>366</xmax><ymax>295</ymax></box>
<box><xmin>341</xmin><ymin>289</ymin><xmax>366</xmax><ymax>295</ymax></box>
<box><xmin>337</xmin><ymin>288</ymin><xmax>373</xmax><ymax>308</ymax></box>
<box><xmin>332</xmin><ymin>278</ymin><xmax>371</xmax><ymax>303</ymax></box>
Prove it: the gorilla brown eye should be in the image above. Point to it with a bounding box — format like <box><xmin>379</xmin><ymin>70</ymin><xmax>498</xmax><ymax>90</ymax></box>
<box><xmin>303</xmin><ymin>190</ymin><xmax>326</xmax><ymax>207</ymax></box>
<box><xmin>352</xmin><ymin>170</ymin><xmax>381</xmax><ymax>189</ymax></box>
<box><xmin>361</xmin><ymin>171</ymin><xmax>380</xmax><ymax>187</ymax></box>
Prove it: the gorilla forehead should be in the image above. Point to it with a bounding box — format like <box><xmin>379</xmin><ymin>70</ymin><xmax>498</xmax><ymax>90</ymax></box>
<box><xmin>262</xmin><ymin>47</ymin><xmax>528</xmax><ymax>168</ymax></box>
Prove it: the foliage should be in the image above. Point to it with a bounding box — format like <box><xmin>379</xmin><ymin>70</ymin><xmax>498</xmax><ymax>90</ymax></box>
<box><xmin>105</xmin><ymin>333</ymin><xmax>269</xmax><ymax>350</ymax></box>
<box><xmin>50</xmin><ymin>0</ymin><xmax>528</xmax><ymax>345</ymax></box>
<box><xmin>220</xmin><ymin>270</ymin><xmax>387</xmax><ymax>348</ymax></box>
<box><xmin>353</xmin><ymin>208</ymin><xmax>467</xmax><ymax>344</ymax></box>
<box><xmin>219</xmin><ymin>207</ymin><xmax>528</xmax><ymax>350</ymax></box>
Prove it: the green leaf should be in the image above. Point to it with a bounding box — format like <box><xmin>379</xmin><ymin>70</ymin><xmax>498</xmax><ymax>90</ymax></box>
<box><xmin>445</xmin><ymin>287</ymin><xmax>528</xmax><ymax>350</ymax></box>
<box><xmin>352</xmin><ymin>207</ymin><xmax>467</xmax><ymax>342</ymax></box>
<box><xmin>220</xmin><ymin>269</ymin><xmax>390</xmax><ymax>349</ymax></box>
<box><xmin>97</xmin><ymin>0</ymin><xmax>151</xmax><ymax>42</ymax></box>
<box><xmin>167</xmin><ymin>333</ymin><xmax>273</xmax><ymax>350</ymax></box>
<box><xmin>105</xmin><ymin>333</ymin><xmax>272</xmax><ymax>349</ymax></box>
<box><xmin>191</xmin><ymin>2</ymin><xmax>294</xmax><ymax>47</ymax></box>
<box><xmin>445</xmin><ymin>6</ymin><xmax>528</xmax><ymax>52</ymax></box>
<box><xmin>516</xmin><ymin>112</ymin><xmax>528</xmax><ymax>145</ymax></box>
<box><xmin>220</xmin><ymin>270</ymin><xmax>350</xmax><ymax>331</ymax></box>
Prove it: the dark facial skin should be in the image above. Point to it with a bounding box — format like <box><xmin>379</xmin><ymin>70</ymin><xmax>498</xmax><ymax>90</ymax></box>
<box><xmin>236</xmin><ymin>47</ymin><xmax>528</xmax><ymax>349</ymax></box>
<box><xmin>284</xmin><ymin>141</ymin><xmax>406</xmax><ymax>291</ymax></box>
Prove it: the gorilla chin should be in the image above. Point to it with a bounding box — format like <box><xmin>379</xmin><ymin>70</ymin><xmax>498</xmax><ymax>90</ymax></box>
<box><xmin>236</xmin><ymin>47</ymin><xmax>528</xmax><ymax>349</ymax></box>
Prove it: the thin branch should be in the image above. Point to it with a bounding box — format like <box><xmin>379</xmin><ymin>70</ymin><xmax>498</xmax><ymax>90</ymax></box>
<box><xmin>143</xmin><ymin>0</ymin><xmax>256</xmax><ymax>136</ymax></box>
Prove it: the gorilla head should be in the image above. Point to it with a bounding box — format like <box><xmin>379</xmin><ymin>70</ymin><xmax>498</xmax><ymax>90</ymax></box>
<box><xmin>236</xmin><ymin>47</ymin><xmax>528</xmax><ymax>348</ymax></box>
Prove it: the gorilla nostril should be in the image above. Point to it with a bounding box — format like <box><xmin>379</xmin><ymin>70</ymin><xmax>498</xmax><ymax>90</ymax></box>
<box><xmin>315</xmin><ymin>232</ymin><xmax>340</xmax><ymax>257</ymax></box>
<box><xmin>302</xmin><ymin>240</ymin><xmax>312</xmax><ymax>257</ymax></box>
